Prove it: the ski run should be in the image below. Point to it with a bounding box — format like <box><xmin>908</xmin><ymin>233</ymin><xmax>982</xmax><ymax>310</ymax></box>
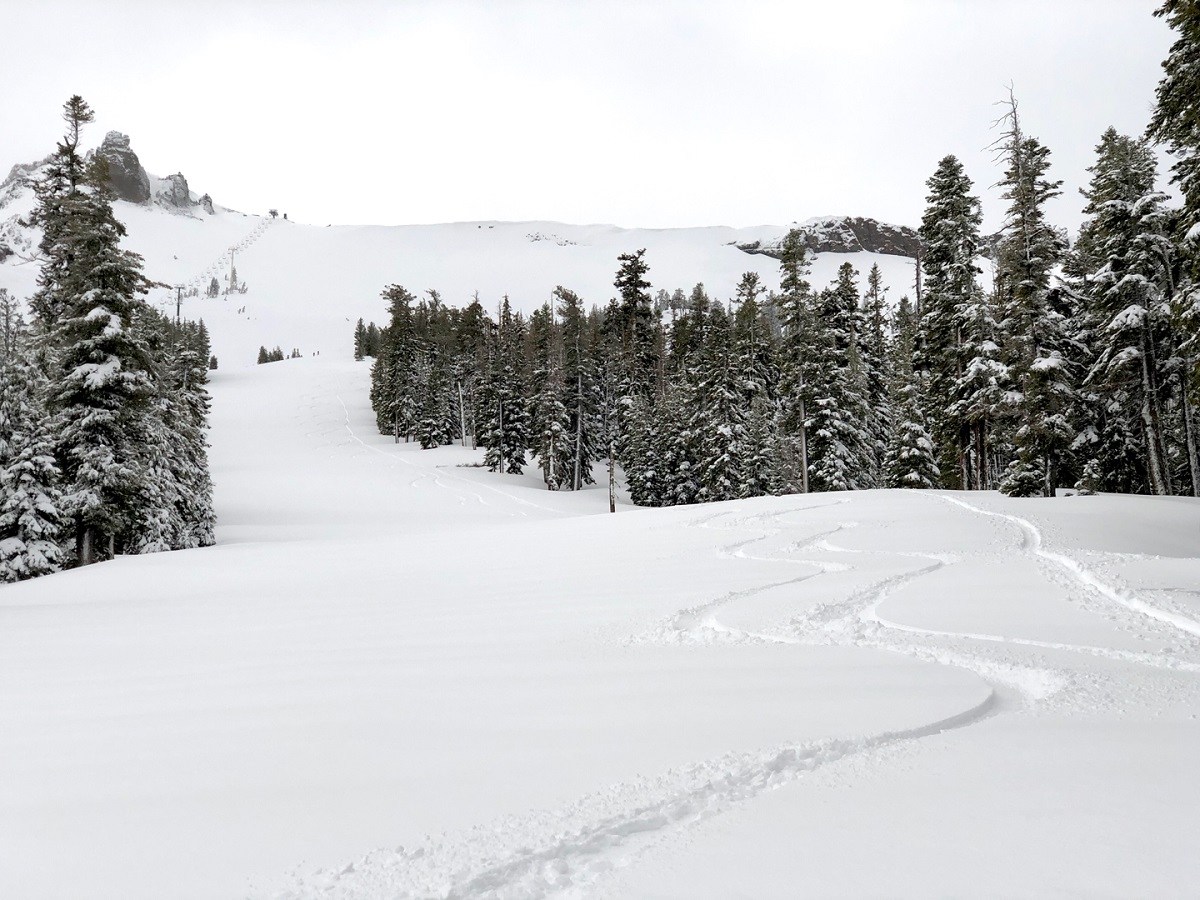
<box><xmin>2</xmin><ymin>355</ymin><xmax>1199</xmax><ymax>897</ymax></box>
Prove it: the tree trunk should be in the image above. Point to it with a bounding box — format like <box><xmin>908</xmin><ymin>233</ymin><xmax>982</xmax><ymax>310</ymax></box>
<box><xmin>1182</xmin><ymin>368</ymin><xmax>1200</xmax><ymax>497</ymax></box>
<box><xmin>457</xmin><ymin>381</ymin><xmax>467</xmax><ymax>448</ymax></box>
<box><xmin>77</xmin><ymin>524</ymin><xmax>95</xmax><ymax>567</ymax></box>
<box><xmin>1140</xmin><ymin>337</ymin><xmax>1169</xmax><ymax>496</ymax></box>
<box><xmin>573</xmin><ymin>374</ymin><xmax>583</xmax><ymax>492</ymax></box>
<box><xmin>959</xmin><ymin>422</ymin><xmax>971</xmax><ymax>491</ymax></box>
<box><xmin>797</xmin><ymin>374</ymin><xmax>809</xmax><ymax>494</ymax></box>
<box><xmin>608</xmin><ymin>438</ymin><xmax>616</xmax><ymax>513</ymax></box>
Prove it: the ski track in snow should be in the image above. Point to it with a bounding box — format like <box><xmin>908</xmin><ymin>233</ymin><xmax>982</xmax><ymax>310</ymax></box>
<box><xmin>935</xmin><ymin>493</ymin><xmax>1200</xmax><ymax>643</ymax></box>
<box><xmin>266</xmin><ymin>691</ymin><xmax>999</xmax><ymax>900</ymax></box>
<box><xmin>264</xmin><ymin>491</ymin><xmax>1200</xmax><ymax>900</ymax></box>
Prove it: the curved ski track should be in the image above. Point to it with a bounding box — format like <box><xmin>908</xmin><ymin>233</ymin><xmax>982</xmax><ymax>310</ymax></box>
<box><xmin>264</xmin><ymin>491</ymin><xmax>1200</xmax><ymax>899</ymax></box>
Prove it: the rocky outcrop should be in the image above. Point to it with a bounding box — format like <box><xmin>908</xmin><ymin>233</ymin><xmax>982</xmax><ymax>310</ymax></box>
<box><xmin>198</xmin><ymin>193</ymin><xmax>215</xmax><ymax>215</ymax></box>
<box><xmin>156</xmin><ymin>172</ymin><xmax>192</xmax><ymax>210</ymax></box>
<box><xmin>736</xmin><ymin>216</ymin><xmax>921</xmax><ymax>259</ymax></box>
<box><xmin>96</xmin><ymin>132</ymin><xmax>151</xmax><ymax>204</ymax></box>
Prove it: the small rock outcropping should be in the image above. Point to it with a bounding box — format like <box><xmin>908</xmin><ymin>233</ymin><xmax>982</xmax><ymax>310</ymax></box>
<box><xmin>156</xmin><ymin>172</ymin><xmax>192</xmax><ymax>210</ymax></box>
<box><xmin>736</xmin><ymin>216</ymin><xmax>921</xmax><ymax>259</ymax></box>
<box><xmin>96</xmin><ymin>132</ymin><xmax>151</xmax><ymax>204</ymax></box>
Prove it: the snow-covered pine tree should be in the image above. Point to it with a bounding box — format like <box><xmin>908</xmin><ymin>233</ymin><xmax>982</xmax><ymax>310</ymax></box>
<box><xmin>174</xmin><ymin>319</ymin><xmax>216</xmax><ymax>546</ymax></box>
<box><xmin>414</xmin><ymin>352</ymin><xmax>453</xmax><ymax>449</ymax></box>
<box><xmin>0</xmin><ymin>305</ymin><xmax>65</xmax><ymax>582</ymax></box>
<box><xmin>133</xmin><ymin>313</ymin><xmax>217</xmax><ymax>551</ymax></box>
<box><xmin>885</xmin><ymin>296</ymin><xmax>941</xmax><ymax>489</ymax></box>
<box><xmin>354</xmin><ymin>318</ymin><xmax>367</xmax><ymax>360</ymax></box>
<box><xmin>732</xmin><ymin>271</ymin><xmax>781</xmax><ymax>496</ymax></box>
<box><xmin>31</xmin><ymin>96</ymin><xmax>158</xmax><ymax>564</ymax></box>
<box><xmin>691</xmin><ymin>303</ymin><xmax>746</xmax><ymax>503</ymax></box>
<box><xmin>857</xmin><ymin>264</ymin><xmax>891</xmax><ymax>486</ymax></box>
<box><xmin>612</xmin><ymin>250</ymin><xmax>663</xmax><ymax>485</ymax></box>
<box><xmin>620</xmin><ymin>392</ymin><xmax>666</xmax><ymax>506</ymax></box>
<box><xmin>614</xmin><ymin>248</ymin><xmax>659</xmax><ymax>402</ymax></box>
<box><xmin>666</xmin><ymin>283</ymin><xmax>711</xmax><ymax>374</ymax></box>
<box><xmin>528</xmin><ymin>303</ymin><xmax>571</xmax><ymax>489</ymax></box>
<box><xmin>479</xmin><ymin>297</ymin><xmax>529</xmax><ymax>474</ymax></box>
<box><xmin>741</xmin><ymin>396</ymin><xmax>782</xmax><ymax>498</ymax></box>
<box><xmin>916</xmin><ymin>154</ymin><xmax>985</xmax><ymax>488</ymax></box>
<box><xmin>1147</xmin><ymin>7</ymin><xmax>1200</xmax><ymax>495</ymax></box>
<box><xmin>992</xmin><ymin>97</ymin><xmax>1074</xmax><ymax>497</ymax></box>
<box><xmin>1149</xmin><ymin>1</ymin><xmax>1200</xmax><ymax>254</ymax></box>
<box><xmin>1074</xmin><ymin>129</ymin><xmax>1179</xmax><ymax>495</ymax></box>
<box><xmin>0</xmin><ymin>288</ymin><xmax>19</xmax><ymax>359</ymax></box>
<box><xmin>452</xmin><ymin>294</ymin><xmax>491</xmax><ymax>449</ymax></box>
<box><xmin>593</xmin><ymin>299</ymin><xmax>624</xmax><ymax>511</ymax></box>
<box><xmin>126</xmin><ymin>309</ymin><xmax>185</xmax><ymax>554</ymax></box>
<box><xmin>555</xmin><ymin>287</ymin><xmax>600</xmax><ymax>489</ymax></box>
<box><xmin>806</xmin><ymin>265</ymin><xmax>875</xmax><ymax>492</ymax></box>
<box><xmin>370</xmin><ymin>284</ymin><xmax>419</xmax><ymax>439</ymax></box>
<box><xmin>657</xmin><ymin>380</ymin><xmax>701</xmax><ymax>506</ymax></box>
<box><xmin>946</xmin><ymin>284</ymin><xmax>1007</xmax><ymax>490</ymax></box>
<box><xmin>775</xmin><ymin>228</ymin><xmax>816</xmax><ymax>493</ymax></box>
<box><xmin>732</xmin><ymin>272</ymin><xmax>778</xmax><ymax>407</ymax></box>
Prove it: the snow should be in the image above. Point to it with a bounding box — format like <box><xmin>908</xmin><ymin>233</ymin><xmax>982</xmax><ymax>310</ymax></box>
<box><xmin>2</xmin><ymin>196</ymin><xmax>921</xmax><ymax>372</ymax></box>
<box><xmin>1</xmin><ymin>199</ymin><xmax>1200</xmax><ymax>898</ymax></box>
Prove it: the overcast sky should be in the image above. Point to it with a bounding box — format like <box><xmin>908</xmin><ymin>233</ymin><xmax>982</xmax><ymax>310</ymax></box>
<box><xmin>0</xmin><ymin>1</ymin><xmax>1176</xmax><ymax>233</ymax></box>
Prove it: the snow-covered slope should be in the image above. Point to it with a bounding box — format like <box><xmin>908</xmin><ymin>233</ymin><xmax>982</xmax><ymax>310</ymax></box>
<box><xmin>2</xmin><ymin>159</ymin><xmax>1198</xmax><ymax>900</ymax></box>
<box><xmin>1</xmin><ymin>354</ymin><xmax>1199</xmax><ymax>898</ymax></box>
<box><xmin>0</xmin><ymin>167</ymin><xmax>920</xmax><ymax>369</ymax></box>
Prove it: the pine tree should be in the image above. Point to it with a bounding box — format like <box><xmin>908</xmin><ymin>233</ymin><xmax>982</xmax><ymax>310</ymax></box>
<box><xmin>993</xmin><ymin>96</ymin><xmax>1074</xmax><ymax>497</ymax></box>
<box><xmin>691</xmin><ymin>303</ymin><xmax>746</xmax><ymax>502</ymax></box>
<box><xmin>32</xmin><ymin>96</ymin><xmax>158</xmax><ymax>564</ymax></box>
<box><xmin>1149</xmin><ymin>1</ymin><xmax>1200</xmax><ymax>248</ymax></box>
<box><xmin>556</xmin><ymin>287</ymin><xmax>600</xmax><ymax>490</ymax></box>
<box><xmin>528</xmin><ymin>303</ymin><xmax>571</xmax><ymax>489</ymax></box>
<box><xmin>621</xmin><ymin>393</ymin><xmax>665</xmax><ymax>505</ymax></box>
<box><xmin>414</xmin><ymin>352</ymin><xmax>453</xmax><ymax>449</ymax></box>
<box><xmin>917</xmin><ymin>154</ymin><xmax>985</xmax><ymax>488</ymax></box>
<box><xmin>479</xmin><ymin>298</ymin><xmax>529</xmax><ymax>474</ymax></box>
<box><xmin>884</xmin><ymin>296</ymin><xmax>940</xmax><ymax>488</ymax></box>
<box><xmin>613</xmin><ymin>248</ymin><xmax>659</xmax><ymax>400</ymax></box>
<box><xmin>1147</xmin><ymin>6</ymin><xmax>1200</xmax><ymax>495</ymax></box>
<box><xmin>775</xmin><ymin>228</ymin><xmax>816</xmax><ymax>493</ymax></box>
<box><xmin>370</xmin><ymin>285</ymin><xmax>419</xmax><ymax>439</ymax></box>
<box><xmin>731</xmin><ymin>272</ymin><xmax>783</xmax><ymax>496</ymax></box>
<box><xmin>732</xmin><ymin>272</ymin><xmax>778</xmax><ymax>407</ymax></box>
<box><xmin>354</xmin><ymin>318</ymin><xmax>367</xmax><ymax>361</ymax></box>
<box><xmin>1074</xmin><ymin>129</ymin><xmax>1178</xmax><ymax>495</ymax></box>
<box><xmin>0</xmin><ymin>311</ymin><xmax>65</xmax><ymax>582</ymax></box>
<box><xmin>947</xmin><ymin>286</ymin><xmax>1007</xmax><ymax>490</ymax></box>
<box><xmin>805</xmin><ymin>267</ymin><xmax>875</xmax><ymax>492</ymax></box>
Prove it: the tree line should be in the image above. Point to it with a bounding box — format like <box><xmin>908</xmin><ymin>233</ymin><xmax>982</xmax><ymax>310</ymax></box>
<box><xmin>0</xmin><ymin>96</ymin><xmax>216</xmax><ymax>583</ymax></box>
<box><xmin>364</xmin><ymin>4</ymin><xmax>1200</xmax><ymax>504</ymax></box>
